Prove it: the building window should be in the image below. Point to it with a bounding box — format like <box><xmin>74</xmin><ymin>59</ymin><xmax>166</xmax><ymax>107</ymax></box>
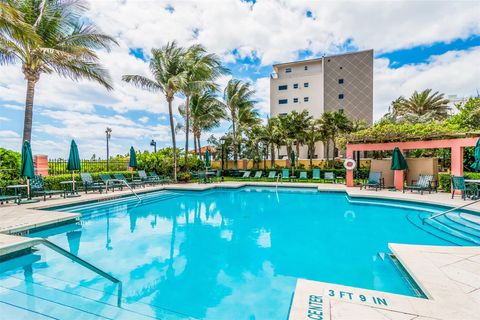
<box><xmin>278</xmin><ymin>85</ymin><xmax>288</xmax><ymax>90</ymax></box>
<box><xmin>279</xmin><ymin>99</ymin><xmax>288</xmax><ymax>104</ymax></box>
<box><xmin>293</xmin><ymin>83</ymin><xmax>299</xmax><ymax>89</ymax></box>
<box><xmin>285</xmin><ymin>68</ymin><xmax>292</xmax><ymax>73</ymax></box>
<box><xmin>279</xmin><ymin>113</ymin><xmax>287</xmax><ymax>117</ymax></box>
<box><xmin>339</xmin><ymin>109</ymin><xmax>344</xmax><ymax>113</ymax></box>
<box><xmin>339</xmin><ymin>66</ymin><xmax>343</xmax><ymax>70</ymax></box>
<box><xmin>338</xmin><ymin>78</ymin><xmax>344</xmax><ymax>84</ymax></box>
<box><xmin>293</xmin><ymin>98</ymin><xmax>298</xmax><ymax>103</ymax></box>
<box><xmin>304</xmin><ymin>97</ymin><xmax>309</xmax><ymax>102</ymax></box>
<box><xmin>304</xmin><ymin>65</ymin><xmax>308</xmax><ymax>70</ymax></box>
<box><xmin>304</xmin><ymin>82</ymin><xmax>309</xmax><ymax>88</ymax></box>
<box><xmin>338</xmin><ymin>94</ymin><xmax>344</xmax><ymax>99</ymax></box>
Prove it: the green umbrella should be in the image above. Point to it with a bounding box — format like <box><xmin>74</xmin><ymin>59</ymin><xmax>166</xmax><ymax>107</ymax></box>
<box><xmin>290</xmin><ymin>150</ymin><xmax>296</xmax><ymax>167</ymax></box>
<box><xmin>66</xmin><ymin>140</ymin><xmax>81</xmax><ymax>197</ymax></box>
<box><xmin>470</xmin><ymin>138</ymin><xmax>480</xmax><ymax>172</ymax></box>
<box><xmin>20</xmin><ymin>140</ymin><xmax>35</xmax><ymax>199</ymax></box>
<box><xmin>205</xmin><ymin>149</ymin><xmax>211</xmax><ymax>168</ymax></box>
<box><xmin>129</xmin><ymin>146</ymin><xmax>137</xmax><ymax>168</ymax></box>
<box><xmin>391</xmin><ymin>147</ymin><xmax>408</xmax><ymax>170</ymax></box>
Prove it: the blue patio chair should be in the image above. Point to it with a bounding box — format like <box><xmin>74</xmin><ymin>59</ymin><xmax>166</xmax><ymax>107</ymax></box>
<box><xmin>361</xmin><ymin>171</ymin><xmax>382</xmax><ymax>191</ymax></box>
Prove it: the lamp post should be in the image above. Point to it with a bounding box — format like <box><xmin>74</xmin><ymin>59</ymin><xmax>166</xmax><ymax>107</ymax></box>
<box><xmin>105</xmin><ymin>127</ymin><xmax>112</xmax><ymax>171</ymax></box>
<box><xmin>220</xmin><ymin>136</ymin><xmax>226</xmax><ymax>171</ymax></box>
<box><xmin>150</xmin><ymin>139</ymin><xmax>157</xmax><ymax>153</ymax></box>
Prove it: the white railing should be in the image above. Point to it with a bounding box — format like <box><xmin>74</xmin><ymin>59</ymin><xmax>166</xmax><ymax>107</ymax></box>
<box><xmin>105</xmin><ymin>179</ymin><xmax>141</xmax><ymax>202</ymax></box>
<box><xmin>425</xmin><ymin>198</ymin><xmax>480</xmax><ymax>222</ymax></box>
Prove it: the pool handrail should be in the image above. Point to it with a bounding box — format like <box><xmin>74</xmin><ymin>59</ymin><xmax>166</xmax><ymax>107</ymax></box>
<box><xmin>425</xmin><ymin>197</ymin><xmax>480</xmax><ymax>223</ymax></box>
<box><xmin>37</xmin><ymin>238</ymin><xmax>123</xmax><ymax>307</ymax></box>
<box><xmin>105</xmin><ymin>179</ymin><xmax>141</xmax><ymax>202</ymax></box>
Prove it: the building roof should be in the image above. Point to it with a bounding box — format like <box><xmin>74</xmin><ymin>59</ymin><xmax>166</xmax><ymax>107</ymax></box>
<box><xmin>272</xmin><ymin>49</ymin><xmax>373</xmax><ymax>71</ymax></box>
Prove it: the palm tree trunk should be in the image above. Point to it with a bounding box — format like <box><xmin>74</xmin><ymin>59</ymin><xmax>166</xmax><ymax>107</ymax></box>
<box><xmin>296</xmin><ymin>143</ymin><xmax>300</xmax><ymax>159</ymax></box>
<box><xmin>184</xmin><ymin>95</ymin><xmax>190</xmax><ymax>168</ymax></box>
<box><xmin>270</xmin><ymin>144</ymin><xmax>275</xmax><ymax>168</ymax></box>
<box><xmin>232</xmin><ymin>117</ymin><xmax>238</xmax><ymax>170</ymax></box>
<box><xmin>23</xmin><ymin>78</ymin><xmax>37</xmax><ymax>142</ymax></box>
<box><xmin>193</xmin><ymin>133</ymin><xmax>197</xmax><ymax>155</ymax></box>
<box><xmin>325</xmin><ymin>140</ymin><xmax>330</xmax><ymax>163</ymax></box>
<box><xmin>167</xmin><ymin>99</ymin><xmax>177</xmax><ymax>181</ymax></box>
<box><xmin>197</xmin><ymin>134</ymin><xmax>201</xmax><ymax>154</ymax></box>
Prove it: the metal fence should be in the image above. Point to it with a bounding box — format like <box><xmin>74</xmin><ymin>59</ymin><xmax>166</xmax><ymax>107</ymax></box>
<box><xmin>48</xmin><ymin>159</ymin><xmax>129</xmax><ymax>175</ymax></box>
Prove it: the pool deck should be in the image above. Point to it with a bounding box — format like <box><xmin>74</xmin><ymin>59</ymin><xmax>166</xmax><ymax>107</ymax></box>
<box><xmin>0</xmin><ymin>181</ymin><xmax>479</xmax><ymax>319</ymax></box>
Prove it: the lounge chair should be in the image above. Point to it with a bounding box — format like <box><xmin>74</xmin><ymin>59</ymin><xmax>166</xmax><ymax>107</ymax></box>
<box><xmin>253</xmin><ymin>171</ymin><xmax>263</xmax><ymax>179</ymax></box>
<box><xmin>299</xmin><ymin>171</ymin><xmax>308</xmax><ymax>181</ymax></box>
<box><xmin>267</xmin><ymin>171</ymin><xmax>277</xmax><ymax>180</ymax></box>
<box><xmin>137</xmin><ymin>170</ymin><xmax>162</xmax><ymax>185</ymax></box>
<box><xmin>324</xmin><ymin>172</ymin><xmax>336</xmax><ymax>183</ymax></box>
<box><xmin>241</xmin><ymin>171</ymin><xmax>251</xmax><ymax>179</ymax></box>
<box><xmin>80</xmin><ymin>173</ymin><xmax>105</xmax><ymax>193</ymax></box>
<box><xmin>360</xmin><ymin>171</ymin><xmax>382</xmax><ymax>191</ymax></box>
<box><xmin>312</xmin><ymin>169</ymin><xmax>321</xmax><ymax>181</ymax></box>
<box><xmin>403</xmin><ymin>174</ymin><xmax>434</xmax><ymax>195</ymax></box>
<box><xmin>149</xmin><ymin>172</ymin><xmax>172</xmax><ymax>184</ymax></box>
<box><xmin>99</xmin><ymin>174</ymin><xmax>124</xmax><ymax>191</ymax></box>
<box><xmin>281</xmin><ymin>169</ymin><xmax>290</xmax><ymax>181</ymax></box>
<box><xmin>31</xmin><ymin>175</ymin><xmax>66</xmax><ymax>201</ymax></box>
<box><xmin>113</xmin><ymin>173</ymin><xmax>145</xmax><ymax>189</ymax></box>
<box><xmin>451</xmin><ymin>176</ymin><xmax>477</xmax><ymax>200</ymax></box>
<box><xmin>0</xmin><ymin>189</ymin><xmax>20</xmax><ymax>205</ymax></box>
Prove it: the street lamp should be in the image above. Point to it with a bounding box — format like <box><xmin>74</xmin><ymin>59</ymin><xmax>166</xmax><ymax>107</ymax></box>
<box><xmin>219</xmin><ymin>136</ymin><xmax>226</xmax><ymax>171</ymax></box>
<box><xmin>105</xmin><ymin>127</ymin><xmax>112</xmax><ymax>171</ymax></box>
<box><xmin>150</xmin><ymin>139</ymin><xmax>157</xmax><ymax>153</ymax></box>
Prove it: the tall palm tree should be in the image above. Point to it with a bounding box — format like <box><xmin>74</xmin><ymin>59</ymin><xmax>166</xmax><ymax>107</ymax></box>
<box><xmin>288</xmin><ymin>110</ymin><xmax>312</xmax><ymax>157</ymax></box>
<box><xmin>305</xmin><ymin>118</ymin><xmax>325</xmax><ymax>169</ymax></box>
<box><xmin>223</xmin><ymin>79</ymin><xmax>258</xmax><ymax>170</ymax></box>
<box><xmin>0</xmin><ymin>0</ymin><xmax>117</xmax><ymax>142</ymax></box>
<box><xmin>261</xmin><ymin>117</ymin><xmax>281</xmax><ymax>167</ymax></box>
<box><xmin>123</xmin><ymin>42</ymin><xmax>187</xmax><ymax>181</ymax></box>
<box><xmin>181</xmin><ymin>44</ymin><xmax>226</xmax><ymax>166</ymax></box>
<box><xmin>322</xmin><ymin>111</ymin><xmax>352</xmax><ymax>160</ymax></box>
<box><xmin>394</xmin><ymin>89</ymin><xmax>450</xmax><ymax>121</ymax></box>
<box><xmin>179</xmin><ymin>91</ymin><xmax>226</xmax><ymax>154</ymax></box>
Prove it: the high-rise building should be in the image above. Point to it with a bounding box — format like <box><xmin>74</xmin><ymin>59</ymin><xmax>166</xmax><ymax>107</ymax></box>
<box><xmin>270</xmin><ymin>49</ymin><xmax>373</xmax><ymax>159</ymax></box>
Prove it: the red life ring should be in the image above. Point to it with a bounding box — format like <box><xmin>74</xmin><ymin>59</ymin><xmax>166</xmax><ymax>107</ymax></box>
<box><xmin>343</xmin><ymin>159</ymin><xmax>357</xmax><ymax>170</ymax></box>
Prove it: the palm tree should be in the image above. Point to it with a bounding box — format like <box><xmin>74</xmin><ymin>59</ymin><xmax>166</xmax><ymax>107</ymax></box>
<box><xmin>261</xmin><ymin>117</ymin><xmax>282</xmax><ymax>167</ymax></box>
<box><xmin>179</xmin><ymin>91</ymin><xmax>226</xmax><ymax>154</ymax></box>
<box><xmin>123</xmin><ymin>42</ymin><xmax>187</xmax><ymax>181</ymax></box>
<box><xmin>223</xmin><ymin>79</ymin><xmax>258</xmax><ymax>170</ymax></box>
<box><xmin>394</xmin><ymin>89</ymin><xmax>450</xmax><ymax>122</ymax></box>
<box><xmin>305</xmin><ymin>118</ymin><xmax>325</xmax><ymax>168</ymax></box>
<box><xmin>288</xmin><ymin>110</ymin><xmax>312</xmax><ymax>157</ymax></box>
<box><xmin>0</xmin><ymin>0</ymin><xmax>117</xmax><ymax>142</ymax></box>
<box><xmin>181</xmin><ymin>45</ymin><xmax>226</xmax><ymax>166</ymax></box>
<box><xmin>322</xmin><ymin>111</ymin><xmax>352</xmax><ymax>160</ymax></box>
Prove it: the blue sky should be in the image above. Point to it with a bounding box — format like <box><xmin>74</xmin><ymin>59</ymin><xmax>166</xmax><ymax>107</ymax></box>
<box><xmin>0</xmin><ymin>0</ymin><xmax>479</xmax><ymax>158</ymax></box>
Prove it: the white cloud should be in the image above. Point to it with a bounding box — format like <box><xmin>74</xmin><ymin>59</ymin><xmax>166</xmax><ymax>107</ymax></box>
<box><xmin>138</xmin><ymin>116</ymin><xmax>150</xmax><ymax>124</ymax></box>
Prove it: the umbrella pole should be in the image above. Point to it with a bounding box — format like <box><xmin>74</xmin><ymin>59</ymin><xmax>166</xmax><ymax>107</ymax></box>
<box><xmin>72</xmin><ymin>171</ymin><xmax>75</xmax><ymax>195</ymax></box>
<box><xmin>27</xmin><ymin>178</ymin><xmax>31</xmax><ymax>200</ymax></box>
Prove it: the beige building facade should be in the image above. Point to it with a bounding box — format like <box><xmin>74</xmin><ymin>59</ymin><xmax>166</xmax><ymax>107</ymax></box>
<box><xmin>270</xmin><ymin>50</ymin><xmax>373</xmax><ymax>159</ymax></box>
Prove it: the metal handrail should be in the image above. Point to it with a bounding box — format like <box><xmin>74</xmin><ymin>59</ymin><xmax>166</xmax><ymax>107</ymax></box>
<box><xmin>106</xmin><ymin>179</ymin><xmax>141</xmax><ymax>202</ymax></box>
<box><xmin>37</xmin><ymin>239</ymin><xmax>123</xmax><ymax>307</ymax></box>
<box><xmin>276</xmin><ymin>174</ymin><xmax>281</xmax><ymax>187</ymax></box>
<box><xmin>425</xmin><ymin>198</ymin><xmax>480</xmax><ymax>222</ymax></box>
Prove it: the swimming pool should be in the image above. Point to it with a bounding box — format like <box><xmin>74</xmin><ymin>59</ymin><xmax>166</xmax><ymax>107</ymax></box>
<box><xmin>0</xmin><ymin>186</ymin><xmax>478</xmax><ymax>319</ymax></box>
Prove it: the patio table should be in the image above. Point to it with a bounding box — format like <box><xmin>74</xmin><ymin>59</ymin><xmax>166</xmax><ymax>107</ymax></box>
<box><xmin>464</xmin><ymin>179</ymin><xmax>480</xmax><ymax>199</ymax></box>
<box><xmin>60</xmin><ymin>181</ymin><xmax>80</xmax><ymax>198</ymax></box>
<box><xmin>7</xmin><ymin>184</ymin><xmax>39</xmax><ymax>203</ymax></box>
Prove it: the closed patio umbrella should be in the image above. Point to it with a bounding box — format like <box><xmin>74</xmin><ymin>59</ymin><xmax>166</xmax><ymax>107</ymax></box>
<box><xmin>391</xmin><ymin>147</ymin><xmax>408</xmax><ymax>170</ymax></box>
<box><xmin>129</xmin><ymin>146</ymin><xmax>137</xmax><ymax>180</ymax></box>
<box><xmin>20</xmin><ymin>140</ymin><xmax>35</xmax><ymax>200</ymax></box>
<box><xmin>67</xmin><ymin>140</ymin><xmax>81</xmax><ymax>196</ymax></box>
<box><xmin>205</xmin><ymin>149</ymin><xmax>211</xmax><ymax>169</ymax></box>
<box><xmin>290</xmin><ymin>150</ymin><xmax>296</xmax><ymax>175</ymax></box>
<box><xmin>470</xmin><ymin>138</ymin><xmax>480</xmax><ymax>172</ymax></box>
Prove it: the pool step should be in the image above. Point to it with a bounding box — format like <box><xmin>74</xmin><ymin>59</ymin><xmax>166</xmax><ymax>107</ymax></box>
<box><xmin>459</xmin><ymin>212</ymin><xmax>480</xmax><ymax>226</ymax></box>
<box><xmin>407</xmin><ymin>213</ymin><xmax>480</xmax><ymax>246</ymax></box>
<box><xmin>442</xmin><ymin>213</ymin><xmax>480</xmax><ymax>237</ymax></box>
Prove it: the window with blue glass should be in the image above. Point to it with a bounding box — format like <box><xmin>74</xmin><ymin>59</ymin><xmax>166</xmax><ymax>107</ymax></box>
<box><xmin>304</xmin><ymin>82</ymin><xmax>309</xmax><ymax>87</ymax></box>
<box><xmin>278</xmin><ymin>85</ymin><xmax>288</xmax><ymax>90</ymax></box>
<box><xmin>338</xmin><ymin>78</ymin><xmax>344</xmax><ymax>84</ymax></box>
<box><xmin>279</xmin><ymin>113</ymin><xmax>287</xmax><ymax>117</ymax></box>
<box><xmin>293</xmin><ymin>83</ymin><xmax>299</xmax><ymax>89</ymax></box>
<box><xmin>338</xmin><ymin>94</ymin><xmax>344</xmax><ymax>99</ymax></box>
<box><xmin>279</xmin><ymin>99</ymin><xmax>288</xmax><ymax>104</ymax></box>
<box><xmin>304</xmin><ymin>97</ymin><xmax>309</xmax><ymax>102</ymax></box>
<box><xmin>293</xmin><ymin>98</ymin><xmax>298</xmax><ymax>103</ymax></box>
<box><xmin>285</xmin><ymin>68</ymin><xmax>292</xmax><ymax>73</ymax></box>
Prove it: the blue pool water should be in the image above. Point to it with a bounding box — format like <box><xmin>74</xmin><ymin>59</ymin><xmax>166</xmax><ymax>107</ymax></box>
<box><xmin>0</xmin><ymin>187</ymin><xmax>463</xmax><ymax>319</ymax></box>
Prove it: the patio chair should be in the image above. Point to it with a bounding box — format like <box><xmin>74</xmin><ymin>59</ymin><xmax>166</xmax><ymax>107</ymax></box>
<box><xmin>241</xmin><ymin>171</ymin><xmax>251</xmax><ymax>179</ymax></box>
<box><xmin>113</xmin><ymin>173</ymin><xmax>144</xmax><ymax>189</ymax></box>
<box><xmin>281</xmin><ymin>169</ymin><xmax>290</xmax><ymax>181</ymax></box>
<box><xmin>253</xmin><ymin>171</ymin><xmax>263</xmax><ymax>179</ymax></box>
<box><xmin>299</xmin><ymin>171</ymin><xmax>308</xmax><ymax>181</ymax></box>
<box><xmin>31</xmin><ymin>175</ymin><xmax>66</xmax><ymax>201</ymax></box>
<box><xmin>312</xmin><ymin>169</ymin><xmax>321</xmax><ymax>181</ymax></box>
<box><xmin>360</xmin><ymin>171</ymin><xmax>382</xmax><ymax>191</ymax></box>
<box><xmin>99</xmin><ymin>174</ymin><xmax>124</xmax><ymax>191</ymax></box>
<box><xmin>403</xmin><ymin>174</ymin><xmax>434</xmax><ymax>195</ymax></box>
<box><xmin>80</xmin><ymin>173</ymin><xmax>105</xmax><ymax>193</ymax></box>
<box><xmin>324</xmin><ymin>172</ymin><xmax>336</xmax><ymax>183</ymax></box>
<box><xmin>138</xmin><ymin>170</ymin><xmax>162</xmax><ymax>185</ymax></box>
<box><xmin>451</xmin><ymin>176</ymin><xmax>477</xmax><ymax>200</ymax></box>
<box><xmin>149</xmin><ymin>172</ymin><xmax>173</xmax><ymax>184</ymax></box>
<box><xmin>267</xmin><ymin>171</ymin><xmax>277</xmax><ymax>180</ymax></box>
<box><xmin>0</xmin><ymin>188</ymin><xmax>20</xmax><ymax>205</ymax></box>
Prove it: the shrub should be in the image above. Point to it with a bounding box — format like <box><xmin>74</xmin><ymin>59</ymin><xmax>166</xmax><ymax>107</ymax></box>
<box><xmin>438</xmin><ymin>172</ymin><xmax>480</xmax><ymax>192</ymax></box>
<box><xmin>0</xmin><ymin>148</ymin><xmax>21</xmax><ymax>189</ymax></box>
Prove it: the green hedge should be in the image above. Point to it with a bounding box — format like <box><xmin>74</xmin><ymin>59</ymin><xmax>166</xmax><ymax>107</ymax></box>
<box><xmin>438</xmin><ymin>172</ymin><xmax>480</xmax><ymax>192</ymax></box>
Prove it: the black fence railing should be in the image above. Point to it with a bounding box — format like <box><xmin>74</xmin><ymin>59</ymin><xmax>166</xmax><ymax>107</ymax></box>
<box><xmin>48</xmin><ymin>159</ymin><xmax>129</xmax><ymax>175</ymax></box>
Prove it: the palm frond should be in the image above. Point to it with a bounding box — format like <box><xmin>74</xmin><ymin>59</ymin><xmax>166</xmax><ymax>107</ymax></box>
<box><xmin>122</xmin><ymin>74</ymin><xmax>162</xmax><ymax>93</ymax></box>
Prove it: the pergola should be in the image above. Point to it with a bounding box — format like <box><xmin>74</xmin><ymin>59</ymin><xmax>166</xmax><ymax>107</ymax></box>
<box><xmin>345</xmin><ymin>133</ymin><xmax>480</xmax><ymax>191</ymax></box>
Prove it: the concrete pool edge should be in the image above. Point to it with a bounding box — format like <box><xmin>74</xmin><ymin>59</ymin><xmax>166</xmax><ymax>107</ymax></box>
<box><xmin>288</xmin><ymin>244</ymin><xmax>480</xmax><ymax>320</ymax></box>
